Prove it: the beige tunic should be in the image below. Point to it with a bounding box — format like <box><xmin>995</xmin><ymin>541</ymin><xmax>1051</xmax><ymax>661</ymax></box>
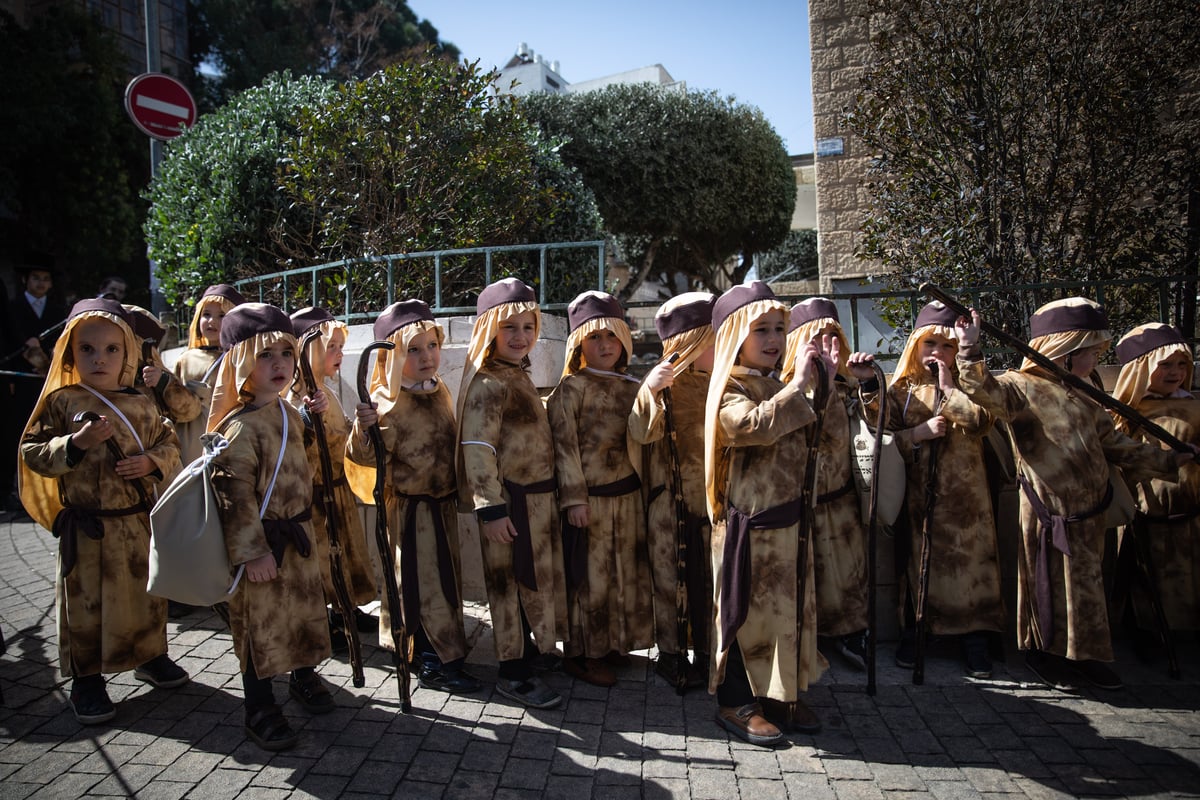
<box><xmin>21</xmin><ymin>385</ymin><xmax>180</xmax><ymax>677</ymax></box>
<box><xmin>548</xmin><ymin>369</ymin><xmax>653</xmax><ymax>658</ymax></box>
<box><xmin>958</xmin><ymin>359</ymin><xmax>1178</xmax><ymax>660</ymax></box>
<box><xmin>459</xmin><ymin>358</ymin><xmax>568</xmax><ymax>661</ymax></box>
<box><xmin>811</xmin><ymin>380</ymin><xmax>870</xmax><ymax>637</ymax></box>
<box><xmin>347</xmin><ymin>381</ymin><xmax>468</xmax><ymax>662</ymax></box>
<box><xmin>212</xmin><ymin>401</ymin><xmax>331</xmax><ymax>677</ymax></box>
<box><xmin>289</xmin><ymin>387</ymin><xmax>377</xmax><ymax>606</ymax></box>
<box><xmin>1123</xmin><ymin>396</ymin><xmax>1200</xmax><ymax>632</ymax></box>
<box><xmin>710</xmin><ymin>372</ymin><xmax>825</xmax><ymax>701</ymax></box>
<box><xmin>628</xmin><ymin>368</ymin><xmax>713</xmax><ymax>656</ymax></box>
<box><xmin>886</xmin><ymin>378</ymin><xmax>1004</xmax><ymax>635</ymax></box>
<box><xmin>138</xmin><ymin>349</ymin><xmax>202</xmax><ymax>426</ymax></box>
<box><xmin>172</xmin><ymin>347</ymin><xmax>221</xmax><ymax>466</ymax></box>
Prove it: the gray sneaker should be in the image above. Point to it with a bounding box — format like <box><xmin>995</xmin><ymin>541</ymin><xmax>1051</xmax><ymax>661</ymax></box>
<box><xmin>494</xmin><ymin>676</ymin><xmax>561</xmax><ymax>709</ymax></box>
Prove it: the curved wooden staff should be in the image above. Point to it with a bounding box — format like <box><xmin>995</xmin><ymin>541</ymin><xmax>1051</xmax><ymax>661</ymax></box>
<box><xmin>72</xmin><ymin>410</ymin><xmax>151</xmax><ymax>508</ymax></box>
<box><xmin>912</xmin><ymin>363</ymin><xmax>943</xmax><ymax>686</ymax></box>
<box><xmin>299</xmin><ymin>329</ymin><xmax>366</xmax><ymax>688</ymax></box>
<box><xmin>659</xmin><ymin>352</ymin><xmax>692</xmax><ymax>694</ymax></box>
<box><xmin>791</xmin><ymin>354</ymin><xmax>829</xmax><ymax>728</ymax></box>
<box><xmin>920</xmin><ymin>283</ymin><xmax>1197</xmax><ymax>460</ymax></box>
<box><xmin>863</xmin><ymin>361</ymin><xmax>888</xmax><ymax>697</ymax></box>
<box><xmin>355</xmin><ymin>340</ymin><xmax>413</xmax><ymax>712</ymax></box>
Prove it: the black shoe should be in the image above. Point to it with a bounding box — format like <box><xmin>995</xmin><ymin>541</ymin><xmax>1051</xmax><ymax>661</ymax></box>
<box><xmin>245</xmin><ymin>705</ymin><xmax>298</xmax><ymax>752</ymax></box>
<box><xmin>418</xmin><ymin>666</ymin><xmax>483</xmax><ymax>694</ymax></box>
<box><xmin>354</xmin><ymin>608</ymin><xmax>378</xmax><ymax>633</ymax></box>
<box><xmin>1069</xmin><ymin>659</ymin><xmax>1123</xmax><ymax>691</ymax></box>
<box><xmin>328</xmin><ymin>623</ymin><xmax>349</xmax><ymax>655</ymax></box>
<box><xmin>1024</xmin><ymin>650</ymin><xmax>1078</xmax><ymax>691</ymax></box>
<box><xmin>833</xmin><ymin>631</ymin><xmax>868</xmax><ymax>671</ymax></box>
<box><xmin>134</xmin><ymin>655</ymin><xmax>190</xmax><ymax>689</ymax></box>
<box><xmin>654</xmin><ymin>653</ymin><xmax>706</xmax><ymax>690</ymax></box>
<box><xmin>167</xmin><ymin>601</ymin><xmax>197</xmax><ymax>619</ymax></box>
<box><xmin>289</xmin><ymin>671</ymin><xmax>335</xmax><ymax>714</ymax></box>
<box><xmin>1132</xmin><ymin>628</ymin><xmax>1163</xmax><ymax>664</ymax></box>
<box><xmin>962</xmin><ymin>632</ymin><xmax>993</xmax><ymax>678</ymax></box>
<box><xmin>70</xmin><ymin>675</ymin><xmax>116</xmax><ymax>725</ymax></box>
<box><xmin>895</xmin><ymin>634</ymin><xmax>916</xmax><ymax>669</ymax></box>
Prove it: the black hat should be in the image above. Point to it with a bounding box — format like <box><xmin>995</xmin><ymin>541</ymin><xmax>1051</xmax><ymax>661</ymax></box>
<box><xmin>712</xmin><ymin>281</ymin><xmax>776</xmax><ymax>332</ymax></box>
<box><xmin>477</xmin><ymin>278</ymin><xmax>535</xmax><ymax>315</ymax></box>
<box><xmin>289</xmin><ymin>306</ymin><xmax>336</xmax><ymax>339</ymax></box>
<box><xmin>375</xmin><ymin>300</ymin><xmax>435</xmax><ymax>341</ymax></box>
<box><xmin>200</xmin><ymin>284</ymin><xmax>246</xmax><ymax>307</ymax></box>
<box><xmin>567</xmin><ymin>291</ymin><xmax>623</xmax><ymax>333</ymax></box>
<box><xmin>1115</xmin><ymin>323</ymin><xmax>1187</xmax><ymax>366</ymax></box>
<box><xmin>220</xmin><ymin>303</ymin><xmax>293</xmax><ymax>349</ymax></box>
<box><xmin>789</xmin><ymin>298</ymin><xmax>839</xmax><ymax>333</ymax></box>
<box><xmin>1029</xmin><ymin>298</ymin><xmax>1108</xmax><ymax>339</ymax></box>
<box><xmin>914</xmin><ymin>301</ymin><xmax>959</xmax><ymax>331</ymax></box>
<box><xmin>655</xmin><ymin>294</ymin><xmax>716</xmax><ymax>340</ymax></box>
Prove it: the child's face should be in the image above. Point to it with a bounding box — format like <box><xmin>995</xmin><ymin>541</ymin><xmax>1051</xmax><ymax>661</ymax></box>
<box><xmin>494</xmin><ymin>310</ymin><xmax>537</xmax><ymax>363</ymax></box>
<box><xmin>323</xmin><ymin>328</ymin><xmax>345</xmax><ymax>376</ymax></box>
<box><xmin>71</xmin><ymin>317</ymin><xmax>125</xmax><ymax>392</ymax></box>
<box><xmin>198</xmin><ymin>303</ymin><xmax>226</xmax><ymax>345</ymax></box>
<box><xmin>402</xmin><ymin>328</ymin><xmax>441</xmax><ymax>384</ymax></box>
<box><xmin>1148</xmin><ymin>352</ymin><xmax>1191</xmax><ymax>396</ymax></box>
<box><xmin>581</xmin><ymin>328</ymin><xmax>623</xmax><ymax>371</ymax></box>
<box><xmin>23</xmin><ymin>269</ymin><xmax>52</xmax><ymax>299</ymax></box>
<box><xmin>917</xmin><ymin>332</ymin><xmax>958</xmax><ymax>372</ymax></box>
<box><xmin>738</xmin><ymin>309</ymin><xmax>786</xmax><ymax>373</ymax></box>
<box><xmin>1063</xmin><ymin>344</ymin><xmax>1104</xmax><ymax>378</ymax></box>
<box><xmin>247</xmin><ymin>340</ymin><xmax>295</xmax><ymax>402</ymax></box>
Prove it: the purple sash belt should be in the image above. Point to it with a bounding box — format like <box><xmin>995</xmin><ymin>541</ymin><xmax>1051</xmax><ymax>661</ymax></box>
<box><xmin>397</xmin><ymin>491</ymin><xmax>459</xmax><ymax>627</ymax></box>
<box><xmin>1016</xmin><ymin>474</ymin><xmax>1110</xmax><ymax>646</ymax></box>
<box><xmin>503</xmin><ymin>477</ymin><xmax>557</xmax><ymax>592</ymax></box>
<box><xmin>562</xmin><ymin>472</ymin><xmax>642</xmax><ymax>589</ymax></box>
<box><xmin>720</xmin><ymin>498</ymin><xmax>803</xmax><ymax>644</ymax></box>
<box><xmin>263</xmin><ymin>508</ymin><xmax>313</xmax><ymax>568</ymax></box>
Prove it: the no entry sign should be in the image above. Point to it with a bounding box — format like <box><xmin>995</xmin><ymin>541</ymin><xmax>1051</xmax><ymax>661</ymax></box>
<box><xmin>124</xmin><ymin>73</ymin><xmax>197</xmax><ymax>140</ymax></box>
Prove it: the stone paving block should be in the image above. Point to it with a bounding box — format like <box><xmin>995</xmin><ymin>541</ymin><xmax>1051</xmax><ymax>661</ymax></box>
<box><xmin>869</xmin><ymin>762</ymin><xmax>925</xmax><ymax>791</ymax></box>
<box><xmin>493</xmin><ymin>788</ymin><xmax>547</xmax><ymax>800</ymax></box>
<box><xmin>459</xmin><ymin>739</ymin><xmax>508</xmax><ymax>773</ymax></box>
<box><xmin>926</xmin><ymin>779</ymin><xmax>984</xmax><ymax>800</ymax></box>
<box><xmin>830</xmin><ymin>778</ymin><xmax>886</xmax><ymax>799</ymax></box>
<box><xmin>368</xmin><ymin>732</ymin><xmax>421</xmax><ymax>764</ymax></box>
<box><xmin>642</xmin><ymin>728</ymin><xmax>686</xmax><ymax>753</ymax></box>
<box><xmin>824</xmin><ymin>755</ymin><xmax>876</xmax><ymax>780</ymax></box>
<box><xmin>499</xmin><ymin>756</ymin><xmax>549</xmax><ymax>790</ymax></box>
<box><xmin>543</xmin><ymin>774</ymin><xmax>592</xmax><ymax>800</ymax></box>
<box><xmin>841</xmin><ymin>713</ymin><xmax>892</xmax><ymax>740</ymax></box>
<box><xmin>855</xmin><ymin>736</ymin><xmax>907</xmax><ymax>764</ymax></box>
<box><xmin>688</xmin><ymin>766</ymin><xmax>740</xmax><ymax>800</ymax></box>
<box><xmin>421</xmin><ymin>721</ymin><xmax>474</xmax><ymax>754</ymax></box>
<box><xmin>189</xmin><ymin>765</ymin><xmax>255</xmax><ymax>800</ymax></box>
<box><xmin>599</xmin><ymin>730</ymin><xmax>644</xmax><ymax>759</ymax></box>
<box><xmin>737</xmin><ymin>776</ymin><xmax>789</xmax><ymax>799</ymax></box>
<box><xmin>641</xmin><ymin>751</ymin><xmax>688</xmax><ymax>779</ymax></box>
<box><xmin>510</xmin><ymin>728</ymin><xmax>558</xmax><ymax>760</ymax></box>
<box><xmin>6</xmin><ymin>748</ymin><xmax>86</xmax><ymax>783</ymax></box>
<box><xmin>442</xmin><ymin>769</ymin><xmax>501</xmax><ymax>800</ymax></box>
<box><xmin>307</xmin><ymin>743</ymin><xmax>369</xmax><ymax>776</ymax></box>
<box><xmin>549</xmin><ymin>747</ymin><xmax>597</xmax><ymax>776</ymax></box>
<box><xmin>249</xmin><ymin>756</ymin><xmax>313</xmax><ymax>788</ymax></box>
<box><xmin>0</xmin><ymin>782</ymin><xmax>39</xmax><ymax>800</ymax></box>
<box><xmin>775</xmin><ymin>743</ymin><xmax>825</xmax><ymax>773</ymax></box>
<box><xmin>23</xmin><ymin>771</ymin><xmax>103</xmax><ymax>799</ymax></box>
<box><xmin>291</xmin><ymin>773</ymin><xmax>353</xmax><ymax>798</ymax></box>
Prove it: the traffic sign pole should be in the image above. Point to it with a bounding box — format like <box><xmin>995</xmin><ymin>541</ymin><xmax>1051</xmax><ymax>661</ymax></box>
<box><xmin>144</xmin><ymin>0</ymin><xmax>164</xmax><ymax>314</ymax></box>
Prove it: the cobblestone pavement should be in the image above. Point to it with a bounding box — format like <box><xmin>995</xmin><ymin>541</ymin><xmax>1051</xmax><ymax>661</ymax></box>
<box><xmin>1</xmin><ymin>513</ymin><xmax>1198</xmax><ymax>799</ymax></box>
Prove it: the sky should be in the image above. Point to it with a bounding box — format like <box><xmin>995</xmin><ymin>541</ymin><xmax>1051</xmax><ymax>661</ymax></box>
<box><xmin>406</xmin><ymin>1</ymin><xmax>814</xmax><ymax>156</ymax></box>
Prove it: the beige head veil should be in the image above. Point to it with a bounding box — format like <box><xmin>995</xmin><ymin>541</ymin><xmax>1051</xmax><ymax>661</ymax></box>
<box><xmin>889</xmin><ymin>301</ymin><xmax>962</xmax><ymax>388</ymax></box>
<box><xmin>18</xmin><ymin>299</ymin><xmax>140</xmax><ymax>531</ymax></box>
<box><xmin>206</xmin><ymin>303</ymin><xmax>298</xmax><ymax>433</ymax></box>
<box><xmin>1112</xmin><ymin>323</ymin><xmax>1194</xmax><ymax>434</ymax></box>
<box><xmin>1021</xmin><ymin>297</ymin><xmax>1111</xmax><ymax>372</ymax></box>
<box><xmin>654</xmin><ymin>292</ymin><xmax>717</xmax><ymax>370</ymax></box>
<box><xmin>703</xmin><ymin>282</ymin><xmax>789</xmax><ymax>521</ymax></box>
<box><xmin>781</xmin><ymin>297</ymin><xmax>851</xmax><ymax>384</ymax></box>
<box><xmin>186</xmin><ymin>284</ymin><xmax>246</xmax><ymax>349</ymax></box>
<box><xmin>561</xmin><ymin>291</ymin><xmax>634</xmax><ymax>377</ymax></box>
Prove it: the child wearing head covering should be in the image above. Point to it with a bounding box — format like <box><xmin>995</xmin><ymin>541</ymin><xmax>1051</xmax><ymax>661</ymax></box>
<box><xmin>288</xmin><ymin>307</ymin><xmax>379</xmax><ymax>647</ymax></box>
<box><xmin>1112</xmin><ymin>324</ymin><xmax>1199</xmax><ymax>641</ymax></box>
<box><xmin>19</xmin><ymin>299</ymin><xmax>186</xmax><ymax>725</ymax></box>
<box><xmin>124</xmin><ymin>304</ymin><xmax>202</xmax><ymax>425</ymax></box>
<box><xmin>865</xmin><ymin>301</ymin><xmax>1003</xmax><ymax>677</ymax></box>
<box><xmin>956</xmin><ymin>298</ymin><xmax>1189</xmax><ymax>691</ymax></box>
<box><xmin>172</xmin><ymin>284</ymin><xmax>245</xmax><ymax>466</ymax></box>
<box><xmin>206</xmin><ymin>303</ymin><xmax>332</xmax><ymax>751</ymax></box>
<box><xmin>347</xmin><ymin>300</ymin><xmax>480</xmax><ymax>695</ymax></box>
<box><xmin>781</xmin><ymin>298</ymin><xmax>870</xmax><ymax>672</ymax></box>
<box><xmin>628</xmin><ymin>292</ymin><xmax>716</xmax><ymax>690</ymax></box>
<box><xmin>456</xmin><ymin>278</ymin><xmax>568</xmax><ymax>709</ymax></box>
<box><xmin>547</xmin><ymin>290</ymin><xmax>652</xmax><ymax>687</ymax></box>
<box><xmin>705</xmin><ymin>281</ymin><xmax>836</xmax><ymax>746</ymax></box>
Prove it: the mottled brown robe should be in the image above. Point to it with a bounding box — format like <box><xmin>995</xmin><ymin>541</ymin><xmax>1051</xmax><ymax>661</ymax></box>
<box><xmin>347</xmin><ymin>381</ymin><xmax>468</xmax><ymax>662</ymax></box>
<box><xmin>288</xmin><ymin>387</ymin><xmax>377</xmax><ymax>606</ymax></box>
<box><xmin>459</xmin><ymin>358</ymin><xmax>568</xmax><ymax>661</ymax></box>
<box><xmin>138</xmin><ymin>348</ymin><xmax>202</xmax><ymax>426</ymax></box>
<box><xmin>548</xmin><ymin>369</ymin><xmax>653</xmax><ymax>658</ymax></box>
<box><xmin>22</xmin><ymin>385</ymin><xmax>180</xmax><ymax>677</ymax></box>
<box><xmin>172</xmin><ymin>347</ymin><xmax>220</xmax><ymax>466</ymax></box>
<box><xmin>958</xmin><ymin>359</ymin><xmax>1179</xmax><ymax>660</ymax></box>
<box><xmin>812</xmin><ymin>380</ymin><xmax>869</xmax><ymax>637</ymax></box>
<box><xmin>1123</xmin><ymin>396</ymin><xmax>1200</xmax><ymax>632</ymax></box>
<box><xmin>710</xmin><ymin>372</ymin><xmax>825</xmax><ymax>701</ymax></box>
<box><xmin>628</xmin><ymin>368</ymin><xmax>712</xmax><ymax>656</ymax></box>
<box><xmin>885</xmin><ymin>378</ymin><xmax>1004</xmax><ymax>635</ymax></box>
<box><xmin>212</xmin><ymin>400</ymin><xmax>331</xmax><ymax>677</ymax></box>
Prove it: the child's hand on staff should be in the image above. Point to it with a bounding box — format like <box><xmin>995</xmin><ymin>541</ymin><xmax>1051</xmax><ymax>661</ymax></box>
<box><xmin>955</xmin><ymin>309</ymin><xmax>982</xmax><ymax>348</ymax></box>
<box><xmin>72</xmin><ymin>416</ymin><xmax>114</xmax><ymax>450</ymax></box>
<box><xmin>115</xmin><ymin>454</ymin><xmax>154</xmax><ymax>479</ymax></box>
<box><xmin>245</xmin><ymin>553</ymin><xmax>278</xmax><ymax>582</ymax></box>
<box><xmin>142</xmin><ymin>364</ymin><xmax>163</xmax><ymax>387</ymax></box>
<box><xmin>912</xmin><ymin>416</ymin><xmax>948</xmax><ymax>442</ymax></box>
<box><xmin>304</xmin><ymin>391</ymin><xmax>329</xmax><ymax>415</ymax></box>
<box><xmin>481</xmin><ymin>516</ymin><xmax>518</xmax><ymax>544</ymax></box>
<box><xmin>644</xmin><ymin>360</ymin><xmax>676</xmax><ymax>396</ymax></box>
<box><xmin>847</xmin><ymin>352</ymin><xmax>877</xmax><ymax>382</ymax></box>
<box><xmin>566</xmin><ymin>504</ymin><xmax>590</xmax><ymax>527</ymax></box>
<box><xmin>355</xmin><ymin>401</ymin><xmax>378</xmax><ymax>427</ymax></box>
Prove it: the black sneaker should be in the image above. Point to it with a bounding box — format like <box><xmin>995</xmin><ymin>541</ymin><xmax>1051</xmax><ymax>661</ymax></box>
<box><xmin>833</xmin><ymin>631</ymin><xmax>868</xmax><ymax>671</ymax></box>
<box><xmin>1024</xmin><ymin>650</ymin><xmax>1078</xmax><ymax>691</ymax></box>
<box><xmin>70</xmin><ymin>675</ymin><xmax>116</xmax><ymax>725</ymax></box>
<box><xmin>353</xmin><ymin>608</ymin><xmax>378</xmax><ymax>633</ymax></box>
<box><xmin>962</xmin><ymin>632</ymin><xmax>993</xmax><ymax>678</ymax></box>
<box><xmin>134</xmin><ymin>655</ymin><xmax>190</xmax><ymax>689</ymax></box>
<box><xmin>418</xmin><ymin>667</ymin><xmax>483</xmax><ymax>694</ymax></box>
<box><xmin>895</xmin><ymin>633</ymin><xmax>916</xmax><ymax>669</ymax></box>
<box><xmin>1069</xmin><ymin>659</ymin><xmax>1123</xmax><ymax>691</ymax></box>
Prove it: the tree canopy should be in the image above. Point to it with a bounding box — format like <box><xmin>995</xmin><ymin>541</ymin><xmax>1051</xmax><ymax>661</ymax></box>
<box><xmin>847</xmin><ymin>0</ymin><xmax>1199</xmax><ymax>338</ymax></box>
<box><xmin>521</xmin><ymin>84</ymin><xmax>796</xmax><ymax>299</ymax></box>
<box><xmin>145</xmin><ymin>61</ymin><xmax>601</xmax><ymax>309</ymax></box>
<box><xmin>189</xmin><ymin>0</ymin><xmax>459</xmax><ymax>109</ymax></box>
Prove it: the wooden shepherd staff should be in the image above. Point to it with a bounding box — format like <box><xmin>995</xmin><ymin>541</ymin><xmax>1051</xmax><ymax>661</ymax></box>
<box><xmin>912</xmin><ymin>362</ymin><xmax>943</xmax><ymax>686</ymax></box>
<box><xmin>863</xmin><ymin>360</ymin><xmax>889</xmax><ymax>697</ymax></box>
<box><xmin>355</xmin><ymin>340</ymin><xmax>413</xmax><ymax>711</ymax></box>
<box><xmin>659</xmin><ymin>353</ymin><xmax>693</xmax><ymax>694</ymax></box>
<box><xmin>299</xmin><ymin>329</ymin><xmax>366</xmax><ymax>688</ymax></box>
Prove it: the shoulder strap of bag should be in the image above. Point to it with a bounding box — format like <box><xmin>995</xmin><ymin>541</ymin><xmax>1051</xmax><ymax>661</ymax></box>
<box><xmin>258</xmin><ymin>397</ymin><xmax>289</xmax><ymax>518</ymax></box>
<box><xmin>79</xmin><ymin>383</ymin><xmax>145</xmax><ymax>452</ymax></box>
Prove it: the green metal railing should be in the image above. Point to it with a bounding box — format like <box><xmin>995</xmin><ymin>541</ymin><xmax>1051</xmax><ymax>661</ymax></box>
<box><xmin>235</xmin><ymin>241</ymin><xmax>607</xmax><ymax>324</ymax></box>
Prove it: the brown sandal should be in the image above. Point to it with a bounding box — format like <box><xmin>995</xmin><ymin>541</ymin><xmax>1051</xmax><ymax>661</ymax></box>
<box><xmin>244</xmin><ymin>705</ymin><xmax>298</xmax><ymax>751</ymax></box>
